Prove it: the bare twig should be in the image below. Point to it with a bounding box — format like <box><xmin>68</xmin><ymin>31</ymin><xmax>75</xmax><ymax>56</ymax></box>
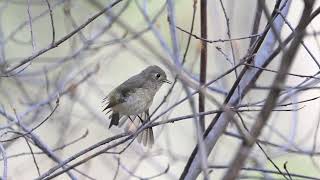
<box><xmin>27</xmin><ymin>0</ymin><xmax>36</xmax><ymax>52</ymax></box>
<box><xmin>209</xmin><ymin>165</ymin><xmax>320</xmax><ymax>180</ymax></box>
<box><xmin>176</xmin><ymin>25</ymin><xmax>261</xmax><ymax>43</ymax></box>
<box><xmin>283</xmin><ymin>161</ymin><xmax>293</xmax><ymax>180</ymax></box>
<box><xmin>0</xmin><ymin>143</ymin><xmax>7</xmax><ymax>180</ymax></box>
<box><xmin>0</xmin><ymin>98</ymin><xmax>59</xmax><ymax>142</ymax></box>
<box><xmin>277</xmin><ymin>10</ymin><xmax>320</xmax><ymax>69</ymax></box>
<box><xmin>45</xmin><ymin>0</ymin><xmax>55</xmax><ymax>45</ymax></box>
<box><xmin>1</xmin><ymin>130</ymin><xmax>89</xmax><ymax>160</ymax></box>
<box><xmin>4</xmin><ymin>0</ymin><xmax>124</xmax><ymax>74</ymax></box>
<box><xmin>249</xmin><ymin>0</ymin><xmax>265</xmax><ymax>46</ymax></box>
<box><xmin>199</xmin><ymin>0</ymin><xmax>207</xmax><ymax>132</ymax></box>
<box><xmin>151</xmin><ymin>0</ymin><xmax>197</xmax><ymax>118</ymax></box>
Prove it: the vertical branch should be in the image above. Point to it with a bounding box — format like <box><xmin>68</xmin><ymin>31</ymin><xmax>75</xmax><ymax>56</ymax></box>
<box><xmin>27</xmin><ymin>0</ymin><xmax>36</xmax><ymax>52</ymax></box>
<box><xmin>219</xmin><ymin>0</ymin><xmax>240</xmax><ymax>103</ymax></box>
<box><xmin>199</xmin><ymin>0</ymin><xmax>207</xmax><ymax>131</ymax></box>
<box><xmin>249</xmin><ymin>0</ymin><xmax>265</xmax><ymax>47</ymax></box>
<box><xmin>0</xmin><ymin>0</ymin><xmax>8</xmax><ymax>66</ymax></box>
<box><xmin>151</xmin><ymin>0</ymin><xmax>198</xmax><ymax>117</ymax></box>
<box><xmin>45</xmin><ymin>0</ymin><xmax>55</xmax><ymax>45</ymax></box>
<box><xmin>182</xmin><ymin>84</ymin><xmax>209</xmax><ymax>180</ymax></box>
<box><xmin>0</xmin><ymin>143</ymin><xmax>7</xmax><ymax>180</ymax></box>
<box><xmin>312</xmin><ymin>111</ymin><xmax>320</xmax><ymax>154</ymax></box>
<box><xmin>166</xmin><ymin>0</ymin><xmax>181</xmax><ymax>65</ymax></box>
<box><xmin>219</xmin><ymin>0</ymin><xmax>237</xmax><ymax>72</ymax></box>
<box><xmin>0</xmin><ymin>25</ymin><xmax>4</xmax><ymax>66</ymax></box>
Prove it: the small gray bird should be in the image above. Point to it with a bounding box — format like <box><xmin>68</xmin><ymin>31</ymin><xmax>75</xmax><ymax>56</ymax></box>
<box><xmin>102</xmin><ymin>65</ymin><xmax>171</xmax><ymax>147</ymax></box>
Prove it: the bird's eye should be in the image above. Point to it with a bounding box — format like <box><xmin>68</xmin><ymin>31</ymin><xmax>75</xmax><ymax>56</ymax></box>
<box><xmin>155</xmin><ymin>73</ymin><xmax>161</xmax><ymax>79</ymax></box>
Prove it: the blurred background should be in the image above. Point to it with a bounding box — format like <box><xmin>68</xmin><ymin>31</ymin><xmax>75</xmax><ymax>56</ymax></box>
<box><xmin>0</xmin><ymin>0</ymin><xmax>320</xmax><ymax>179</ymax></box>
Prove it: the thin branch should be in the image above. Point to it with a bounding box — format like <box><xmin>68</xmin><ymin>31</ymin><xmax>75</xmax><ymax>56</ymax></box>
<box><xmin>176</xmin><ymin>25</ymin><xmax>261</xmax><ymax>43</ymax></box>
<box><xmin>112</xmin><ymin>157</ymin><xmax>120</xmax><ymax>180</ymax></box>
<box><xmin>27</xmin><ymin>0</ymin><xmax>36</xmax><ymax>52</ymax></box>
<box><xmin>0</xmin><ymin>143</ymin><xmax>7</xmax><ymax>180</ymax></box>
<box><xmin>283</xmin><ymin>162</ymin><xmax>293</xmax><ymax>180</ymax></box>
<box><xmin>4</xmin><ymin>0</ymin><xmax>64</xmax><ymax>44</ymax></box>
<box><xmin>249</xmin><ymin>0</ymin><xmax>265</xmax><ymax>46</ymax></box>
<box><xmin>0</xmin><ymin>98</ymin><xmax>59</xmax><ymax>142</ymax></box>
<box><xmin>182</xmin><ymin>84</ymin><xmax>209</xmax><ymax>179</ymax></box>
<box><xmin>151</xmin><ymin>0</ymin><xmax>197</xmax><ymax>118</ymax></box>
<box><xmin>199</xmin><ymin>0</ymin><xmax>207</xmax><ymax>132</ymax></box>
<box><xmin>236</xmin><ymin>112</ymin><xmax>289</xmax><ymax>180</ymax></box>
<box><xmin>243</xmin><ymin>63</ymin><xmax>320</xmax><ymax>80</ymax></box>
<box><xmin>3</xmin><ymin>0</ymin><xmax>124</xmax><ymax>74</ymax></box>
<box><xmin>277</xmin><ymin>9</ymin><xmax>320</xmax><ymax>69</ymax></box>
<box><xmin>1</xmin><ymin>130</ymin><xmax>89</xmax><ymax>160</ymax></box>
<box><xmin>45</xmin><ymin>0</ymin><xmax>55</xmax><ymax>45</ymax></box>
<box><xmin>22</xmin><ymin>133</ymin><xmax>41</xmax><ymax>176</ymax></box>
<box><xmin>209</xmin><ymin>165</ymin><xmax>320</xmax><ymax>180</ymax></box>
<box><xmin>219</xmin><ymin>0</ymin><xmax>238</xmax><ymax>81</ymax></box>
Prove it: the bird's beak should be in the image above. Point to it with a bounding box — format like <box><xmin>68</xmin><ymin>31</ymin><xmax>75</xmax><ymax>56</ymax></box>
<box><xmin>162</xmin><ymin>79</ymin><xmax>172</xmax><ymax>84</ymax></box>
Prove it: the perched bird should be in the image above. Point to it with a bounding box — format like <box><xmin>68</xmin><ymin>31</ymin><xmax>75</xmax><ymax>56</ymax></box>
<box><xmin>102</xmin><ymin>65</ymin><xmax>171</xmax><ymax>147</ymax></box>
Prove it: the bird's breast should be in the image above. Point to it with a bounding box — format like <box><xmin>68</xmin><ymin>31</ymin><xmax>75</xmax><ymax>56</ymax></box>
<box><xmin>112</xmin><ymin>88</ymin><xmax>155</xmax><ymax>115</ymax></box>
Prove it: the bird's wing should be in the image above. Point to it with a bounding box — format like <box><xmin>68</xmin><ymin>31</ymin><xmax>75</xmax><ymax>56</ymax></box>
<box><xmin>103</xmin><ymin>74</ymin><xmax>146</xmax><ymax>111</ymax></box>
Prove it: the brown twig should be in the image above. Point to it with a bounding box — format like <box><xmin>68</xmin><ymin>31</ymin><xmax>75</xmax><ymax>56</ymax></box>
<box><xmin>199</xmin><ymin>0</ymin><xmax>207</xmax><ymax>132</ymax></box>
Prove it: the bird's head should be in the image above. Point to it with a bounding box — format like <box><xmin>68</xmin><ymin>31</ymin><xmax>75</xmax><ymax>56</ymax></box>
<box><xmin>143</xmin><ymin>65</ymin><xmax>171</xmax><ymax>88</ymax></box>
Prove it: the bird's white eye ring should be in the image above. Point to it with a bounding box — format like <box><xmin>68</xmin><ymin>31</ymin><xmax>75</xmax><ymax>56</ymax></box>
<box><xmin>155</xmin><ymin>73</ymin><xmax>161</xmax><ymax>79</ymax></box>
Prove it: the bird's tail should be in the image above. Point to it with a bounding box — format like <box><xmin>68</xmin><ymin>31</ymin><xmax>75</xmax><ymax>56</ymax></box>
<box><xmin>138</xmin><ymin>127</ymin><xmax>154</xmax><ymax>147</ymax></box>
<box><xmin>102</xmin><ymin>98</ymin><xmax>120</xmax><ymax>128</ymax></box>
<box><xmin>108</xmin><ymin>112</ymin><xmax>119</xmax><ymax>128</ymax></box>
<box><xmin>125</xmin><ymin>115</ymin><xmax>154</xmax><ymax>147</ymax></box>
